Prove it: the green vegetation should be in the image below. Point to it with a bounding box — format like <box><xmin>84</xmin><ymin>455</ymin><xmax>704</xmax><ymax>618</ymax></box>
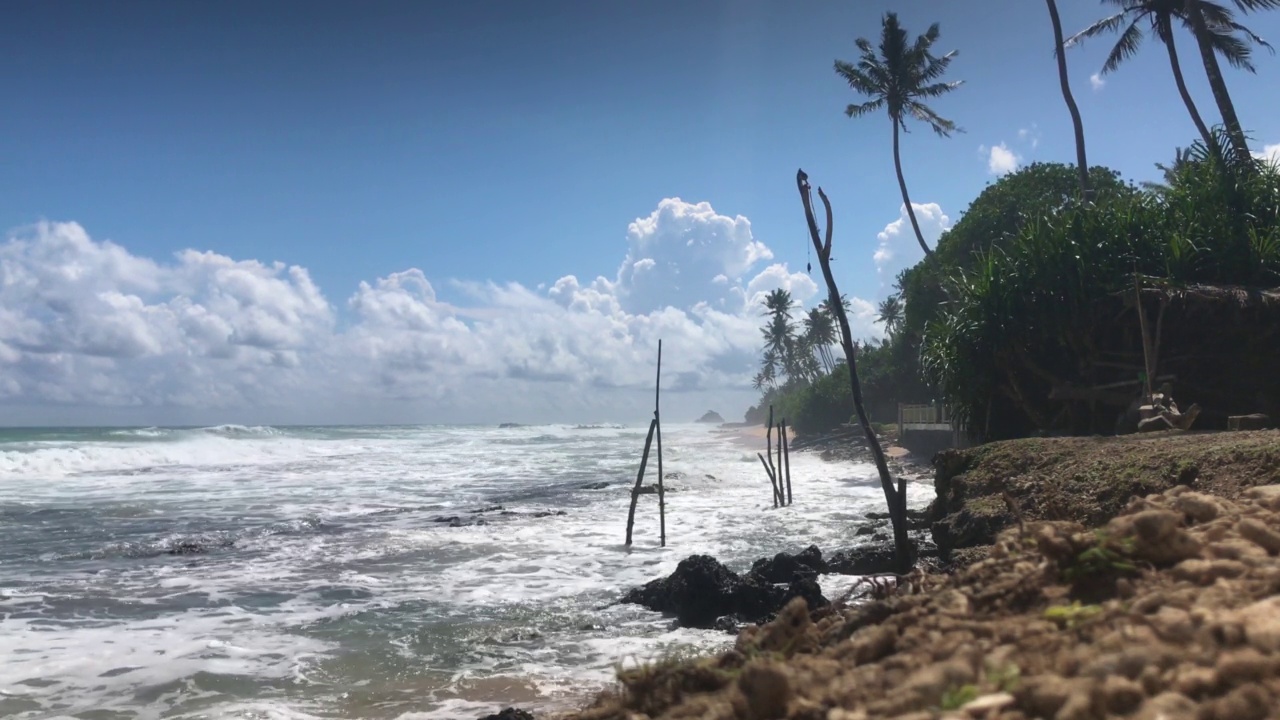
<box><xmin>746</xmin><ymin>4</ymin><xmax>1279</xmax><ymax>444</ymax></box>
<box><xmin>835</xmin><ymin>11</ymin><xmax>962</xmax><ymax>258</ymax></box>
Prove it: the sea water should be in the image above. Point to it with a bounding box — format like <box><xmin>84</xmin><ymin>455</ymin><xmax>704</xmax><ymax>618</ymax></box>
<box><xmin>0</xmin><ymin>423</ymin><xmax>933</xmax><ymax>719</ymax></box>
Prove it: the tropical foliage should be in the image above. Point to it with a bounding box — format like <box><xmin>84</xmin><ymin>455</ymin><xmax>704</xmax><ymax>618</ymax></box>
<box><xmin>921</xmin><ymin>134</ymin><xmax>1280</xmax><ymax>440</ymax></box>
<box><xmin>835</xmin><ymin>12</ymin><xmax>962</xmax><ymax>257</ymax></box>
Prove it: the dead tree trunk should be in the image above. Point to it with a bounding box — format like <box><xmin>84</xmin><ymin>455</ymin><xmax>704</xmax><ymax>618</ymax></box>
<box><xmin>624</xmin><ymin>418</ymin><xmax>659</xmax><ymax>546</ymax></box>
<box><xmin>796</xmin><ymin>168</ymin><xmax>911</xmax><ymax>572</ymax></box>
<box><xmin>757</xmin><ymin>452</ymin><xmax>780</xmax><ymax>505</ymax></box>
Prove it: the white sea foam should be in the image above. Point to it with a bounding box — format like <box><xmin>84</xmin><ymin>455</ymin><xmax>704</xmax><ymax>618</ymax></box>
<box><xmin>0</xmin><ymin>423</ymin><xmax>931</xmax><ymax>718</ymax></box>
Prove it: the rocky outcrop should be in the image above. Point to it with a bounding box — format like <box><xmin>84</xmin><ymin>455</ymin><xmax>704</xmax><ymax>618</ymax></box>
<box><xmin>748</xmin><ymin>545</ymin><xmax>828</xmax><ymax>583</ymax></box>
<box><xmin>478</xmin><ymin>709</ymin><xmax>534</xmax><ymax>720</ymax></box>
<box><xmin>696</xmin><ymin>410</ymin><xmax>725</xmax><ymax>424</ymax></box>
<box><xmin>621</xmin><ymin>554</ymin><xmax>828</xmax><ymax>629</ymax></box>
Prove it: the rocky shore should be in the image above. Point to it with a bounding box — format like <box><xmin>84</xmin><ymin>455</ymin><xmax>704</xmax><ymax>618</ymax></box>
<box><xmin>548</xmin><ymin>428</ymin><xmax>1280</xmax><ymax>720</ymax></box>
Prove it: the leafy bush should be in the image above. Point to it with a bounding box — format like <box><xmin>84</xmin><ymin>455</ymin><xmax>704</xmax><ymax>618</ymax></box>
<box><xmin>921</xmin><ymin>134</ymin><xmax>1280</xmax><ymax>440</ymax></box>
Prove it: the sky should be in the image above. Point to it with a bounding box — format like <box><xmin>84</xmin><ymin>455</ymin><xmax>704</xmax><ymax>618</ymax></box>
<box><xmin>2</xmin><ymin>0</ymin><xmax>1279</xmax><ymax>427</ymax></box>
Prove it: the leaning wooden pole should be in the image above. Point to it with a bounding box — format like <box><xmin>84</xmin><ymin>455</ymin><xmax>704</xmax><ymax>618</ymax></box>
<box><xmin>757</xmin><ymin>452</ymin><xmax>780</xmax><ymax>507</ymax></box>
<box><xmin>1134</xmin><ymin>275</ymin><xmax>1154</xmax><ymax>401</ymax></box>
<box><xmin>655</xmin><ymin>340</ymin><xmax>665</xmax><ymax>547</ymax></box>
<box><xmin>782</xmin><ymin>419</ymin><xmax>793</xmax><ymax>506</ymax></box>
<box><xmin>796</xmin><ymin>169</ymin><xmax>910</xmax><ymax>573</ymax></box>
<box><xmin>624</xmin><ymin>418</ymin><xmax>659</xmax><ymax>546</ymax></box>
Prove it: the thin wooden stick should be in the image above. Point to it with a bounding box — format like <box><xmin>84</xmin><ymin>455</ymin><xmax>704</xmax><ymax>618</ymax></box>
<box><xmin>624</xmin><ymin>418</ymin><xmax>658</xmax><ymax>546</ymax></box>
<box><xmin>655</xmin><ymin>340</ymin><xmax>665</xmax><ymax>547</ymax></box>
<box><xmin>1134</xmin><ymin>275</ymin><xmax>1153</xmax><ymax>401</ymax></box>
<box><xmin>782</xmin><ymin>419</ymin><xmax>793</xmax><ymax>506</ymax></box>
<box><xmin>757</xmin><ymin>452</ymin><xmax>779</xmax><ymax>507</ymax></box>
<box><xmin>765</xmin><ymin>405</ymin><xmax>777</xmax><ymax>503</ymax></box>
<box><xmin>775</xmin><ymin>419</ymin><xmax>784</xmax><ymax>505</ymax></box>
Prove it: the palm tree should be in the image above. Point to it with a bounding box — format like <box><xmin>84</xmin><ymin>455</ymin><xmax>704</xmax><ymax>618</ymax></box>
<box><xmin>1069</xmin><ymin>0</ymin><xmax>1216</xmax><ymax>154</ymax></box>
<box><xmin>1045</xmin><ymin>0</ymin><xmax>1092</xmax><ymax>201</ymax></box>
<box><xmin>761</xmin><ymin>289</ymin><xmax>798</xmax><ymax>382</ymax></box>
<box><xmin>1070</xmin><ymin>0</ymin><xmax>1276</xmax><ymax>163</ymax></box>
<box><xmin>1182</xmin><ymin>0</ymin><xmax>1278</xmax><ymax>165</ymax></box>
<box><xmin>835</xmin><ymin>13</ymin><xmax>963</xmax><ymax>258</ymax></box>
<box><xmin>803</xmin><ymin>307</ymin><xmax>838</xmax><ymax>373</ymax></box>
<box><xmin>1141</xmin><ymin>146</ymin><xmax>1193</xmax><ymax>191</ymax></box>
<box><xmin>877</xmin><ymin>295</ymin><xmax>905</xmax><ymax>336</ymax></box>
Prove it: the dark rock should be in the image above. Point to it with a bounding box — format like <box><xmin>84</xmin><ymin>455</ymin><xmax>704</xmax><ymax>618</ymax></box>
<box><xmin>478</xmin><ymin>709</ymin><xmax>534</xmax><ymax>720</ymax></box>
<box><xmin>855</xmin><ymin>525</ymin><xmax>878</xmax><ymax>536</ymax></box>
<box><xmin>531</xmin><ymin>510</ymin><xmax>567</xmax><ymax>518</ymax></box>
<box><xmin>469</xmin><ymin>505</ymin><xmax>504</xmax><ymax>514</ymax></box>
<box><xmin>664</xmin><ymin>471</ymin><xmax>685</xmax><ymax>480</ymax></box>
<box><xmin>497</xmin><ymin>423</ymin><xmax>524</xmax><ymax>429</ymax></box>
<box><xmin>697</xmin><ymin>410</ymin><xmax>726</xmax><ymax>424</ymax></box>
<box><xmin>828</xmin><ymin>545</ymin><xmax>905</xmax><ymax>576</ymax></box>
<box><xmin>747</xmin><ymin>545</ymin><xmax>829</xmax><ymax>583</ymax></box>
<box><xmin>167</xmin><ymin>541</ymin><xmax>216</xmax><ymax>555</ymax></box>
<box><xmin>713</xmin><ymin>615</ymin><xmax>741</xmax><ymax>634</ymax></box>
<box><xmin>635</xmin><ymin>484</ymin><xmax>677</xmax><ymax>495</ymax></box>
<box><xmin>621</xmin><ymin>554</ymin><xmax>827</xmax><ymax>629</ymax></box>
<box><xmin>580</xmin><ymin>482</ymin><xmax>610</xmax><ymax>490</ymax></box>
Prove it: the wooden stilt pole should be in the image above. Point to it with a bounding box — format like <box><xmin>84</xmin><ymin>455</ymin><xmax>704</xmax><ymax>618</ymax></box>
<box><xmin>655</xmin><ymin>340</ymin><xmax>665</xmax><ymax>547</ymax></box>
<box><xmin>624</xmin><ymin>418</ymin><xmax>658</xmax><ymax>546</ymax></box>
<box><xmin>757</xmin><ymin>452</ymin><xmax>779</xmax><ymax>506</ymax></box>
<box><xmin>782</xmin><ymin>419</ymin><xmax>793</xmax><ymax>506</ymax></box>
<box><xmin>775</xmin><ymin>419</ymin><xmax>784</xmax><ymax>505</ymax></box>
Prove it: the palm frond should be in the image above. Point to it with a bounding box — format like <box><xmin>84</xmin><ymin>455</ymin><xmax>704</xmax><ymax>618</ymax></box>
<box><xmin>1102</xmin><ymin>20</ymin><xmax>1146</xmax><ymax>73</ymax></box>
<box><xmin>846</xmin><ymin>99</ymin><xmax>884</xmax><ymax>118</ymax></box>
<box><xmin>1065</xmin><ymin>11</ymin><xmax>1132</xmax><ymax>49</ymax></box>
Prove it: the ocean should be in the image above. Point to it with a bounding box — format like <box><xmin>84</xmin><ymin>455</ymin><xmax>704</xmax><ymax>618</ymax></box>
<box><xmin>0</xmin><ymin>423</ymin><xmax>933</xmax><ymax>719</ymax></box>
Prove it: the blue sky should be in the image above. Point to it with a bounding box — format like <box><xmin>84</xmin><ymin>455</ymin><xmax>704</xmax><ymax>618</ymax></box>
<box><xmin>2</xmin><ymin>0</ymin><xmax>1278</xmax><ymax>425</ymax></box>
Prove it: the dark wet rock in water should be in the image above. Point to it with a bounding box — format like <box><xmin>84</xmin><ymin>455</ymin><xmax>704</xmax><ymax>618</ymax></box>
<box><xmin>580</xmin><ymin>481</ymin><xmax>611</xmax><ymax>490</ymax></box>
<box><xmin>430</xmin><ymin>515</ymin><xmax>488</xmax><ymax>527</ymax></box>
<box><xmin>478</xmin><ymin>709</ymin><xmax>534</xmax><ymax>720</ymax></box>
<box><xmin>166</xmin><ymin>540</ymin><xmax>229</xmax><ymax>555</ymax></box>
<box><xmin>828</xmin><ymin>545</ymin><xmax>911</xmax><ymax>576</ymax></box>
<box><xmin>855</xmin><ymin>525</ymin><xmax>880</xmax><ymax>536</ymax></box>
<box><xmin>748</xmin><ymin>545</ymin><xmax>829</xmax><ymax>583</ymax></box>
<box><xmin>621</xmin><ymin>554</ymin><xmax>828</xmax><ymax>629</ymax></box>
<box><xmin>469</xmin><ymin>505</ymin><xmax>504</xmax><ymax>514</ymax></box>
<box><xmin>497</xmin><ymin>423</ymin><xmax>524</xmax><ymax>429</ymax></box>
<box><xmin>530</xmin><ymin>510</ymin><xmax>567</xmax><ymax>518</ymax></box>
<box><xmin>697</xmin><ymin>410</ymin><xmax>725</xmax><ymax>424</ymax></box>
<box><xmin>663</xmin><ymin>471</ymin><xmax>685</xmax><ymax>480</ymax></box>
<box><xmin>635</xmin><ymin>484</ymin><xmax>677</xmax><ymax>495</ymax></box>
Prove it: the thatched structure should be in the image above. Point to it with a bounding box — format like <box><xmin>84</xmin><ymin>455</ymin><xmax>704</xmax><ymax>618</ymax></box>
<box><xmin>1043</xmin><ymin>283</ymin><xmax>1280</xmax><ymax>435</ymax></box>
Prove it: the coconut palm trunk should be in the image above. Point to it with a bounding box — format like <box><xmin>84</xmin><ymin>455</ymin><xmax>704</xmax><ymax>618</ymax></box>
<box><xmin>1186</xmin><ymin>6</ymin><xmax>1254</xmax><ymax>164</ymax></box>
<box><xmin>1164</xmin><ymin>29</ymin><xmax>1219</xmax><ymax>155</ymax></box>
<box><xmin>1045</xmin><ymin>0</ymin><xmax>1092</xmax><ymax>201</ymax></box>
<box><xmin>892</xmin><ymin>120</ymin><xmax>932</xmax><ymax>257</ymax></box>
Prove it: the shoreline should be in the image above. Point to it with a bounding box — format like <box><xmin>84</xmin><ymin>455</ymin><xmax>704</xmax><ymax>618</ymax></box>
<box><xmin>552</xmin><ymin>428</ymin><xmax>1280</xmax><ymax>720</ymax></box>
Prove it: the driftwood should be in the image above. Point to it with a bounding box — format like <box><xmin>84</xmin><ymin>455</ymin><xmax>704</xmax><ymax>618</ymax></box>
<box><xmin>624</xmin><ymin>418</ymin><xmax>659</xmax><ymax>547</ymax></box>
<box><xmin>757</xmin><ymin>451</ymin><xmax>779</xmax><ymax>506</ymax></box>
<box><xmin>797</xmin><ymin>168</ymin><xmax>910</xmax><ymax>573</ymax></box>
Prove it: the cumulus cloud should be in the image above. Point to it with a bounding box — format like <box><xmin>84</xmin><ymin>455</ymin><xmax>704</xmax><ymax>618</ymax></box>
<box><xmin>873</xmin><ymin>202</ymin><xmax>951</xmax><ymax>292</ymax></box>
<box><xmin>0</xmin><ymin>201</ymin><xmax>866</xmax><ymax>424</ymax></box>
<box><xmin>1090</xmin><ymin>73</ymin><xmax>1106</xmax><ymax>91</ymax></box>
<box><xmin>1253</xmin><ymin>143</ymin><xmax>1280</xmax><ymax>166</ymax></box>
<box><xmin>985</xmin><ymin>143</ymin><xmax>1021</xmax><ymax>175</ymax></box>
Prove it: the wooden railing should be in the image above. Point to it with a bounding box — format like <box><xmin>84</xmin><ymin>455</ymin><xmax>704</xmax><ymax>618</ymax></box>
<box><xmin>898</xmin><ymin>403</ymin><xmax>951</xmax><ymax>426</ymax></box>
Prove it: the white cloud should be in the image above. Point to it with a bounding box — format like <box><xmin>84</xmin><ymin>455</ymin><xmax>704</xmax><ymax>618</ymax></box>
<box><xmin>873</xmin><ymin>202</ymin><xmax>951</xmax><ymax>294</ymax></box>
<box><xmin>1253</xmin><ymin>143</ymin><xmax>1280</xmax><ymax>166</ymax></box>
<box><xmin>1090</xmin><ymin>73</ymin><xmax>1106</xmax><ymax>91</ymax></box>
<box><xmin>985</xmin><ymin>142</ymin><xmax>1021</xmax><ymax>175</ymax></box>
<box><xmin>1017</xmin><ymin>124</ymin><xmax>1041</xmax><ymax>149</ymax></box>
<box><xmin>0</xmin><ymin>202</ymin><xmax>871</xmax><ymax>425</ymax></box>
